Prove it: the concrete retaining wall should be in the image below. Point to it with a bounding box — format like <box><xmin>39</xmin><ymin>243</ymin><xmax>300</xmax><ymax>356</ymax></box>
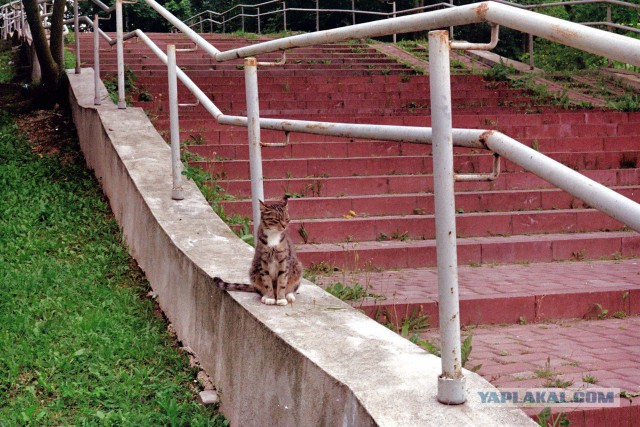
<box><xmin>66</xmin><ymin>68</ymin><xmax>535</xmax><ymax>426</ymax></box>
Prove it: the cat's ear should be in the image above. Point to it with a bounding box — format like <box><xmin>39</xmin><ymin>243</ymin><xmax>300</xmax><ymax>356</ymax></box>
<box><xmin>282</xmin><ymin>194</ymin><xmax>289</xmax><ymax>205</ymax></box>
<box><xmin>259</xmin><ymin>200</ymin><xmax>267</xmax><ymax>212</ymax></box>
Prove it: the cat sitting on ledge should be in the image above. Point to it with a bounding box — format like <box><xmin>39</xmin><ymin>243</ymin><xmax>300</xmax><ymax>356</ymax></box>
<box><xmin>214</xmin><ymin>195</ymin><xmax>302</xmax><ymax>306</ymax></box>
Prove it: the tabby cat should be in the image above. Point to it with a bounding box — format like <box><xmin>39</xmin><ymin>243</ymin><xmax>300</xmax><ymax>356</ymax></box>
<box><xmin>214</xmin><ymin>196</ymin><xmax>302</xmax><ymax>306</ymax></box>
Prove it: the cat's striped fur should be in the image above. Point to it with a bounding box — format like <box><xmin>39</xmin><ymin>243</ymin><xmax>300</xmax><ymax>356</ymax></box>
<box><xmin>214</xmin><ymin>196</ymin><xmax>302</xmax><ymax>306</ymax></box>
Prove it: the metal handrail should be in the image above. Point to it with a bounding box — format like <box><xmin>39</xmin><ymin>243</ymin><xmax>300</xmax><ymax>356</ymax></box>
<box><xmin>181</xmin><ymin>0</ymin><xmax>639</xmax><ymax>67</ymax></box>
<box><xmin>184</xmin><ymin>0</ymin><xmax>639</xmax><ymax>33</ymax></box>
<box><xmin>184</xmin><ymin>1</ymin><xmax>454</xmax><ymax>35</ymax></box>
<box><xmin>4</xmin><ymin>0</ymin><xmax>640</xmax><ymax>407</ymax></box>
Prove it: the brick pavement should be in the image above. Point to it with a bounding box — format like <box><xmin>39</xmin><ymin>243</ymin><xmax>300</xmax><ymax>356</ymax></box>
<box><xmin>316</xmin><ymin>259</ymin><xmax>640</xmax><ymax>326</ymax></box>
<box><xmin>423</xmin><ymin>316</ymin><xmax>640</xmax><ymax>426</ymax></box>
<box><xmin>317</xmin><ymin>260</ymin><xmax>640</xmax><ymax>425</ymax></box>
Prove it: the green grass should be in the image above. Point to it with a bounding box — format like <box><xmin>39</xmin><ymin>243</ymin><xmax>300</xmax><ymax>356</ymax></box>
<box><xmin>0</xmin><ymin>95</ymin><xmax>227</xmax><ymax>424</ymax></box>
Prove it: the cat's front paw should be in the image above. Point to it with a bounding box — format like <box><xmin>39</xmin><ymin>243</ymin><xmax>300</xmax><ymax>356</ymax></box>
<box><xmin>261</xmin><ymin>296</ymin><xmax>276</xmax><ymax>305</ymax></box>
<box><xmin>276</xmin><ymin>299</ymin><xmax>288</xmax><ymax>306</ymax></box>
<box><xmin>285</xmin><ymin>293</ymin><xmax>296</xmax><ymax>303</ymax></box>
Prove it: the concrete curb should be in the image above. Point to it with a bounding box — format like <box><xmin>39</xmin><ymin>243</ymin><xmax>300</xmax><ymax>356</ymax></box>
<box><xmin>66</xmin><ymin>68</ymin><xmax>535</xmax><ymax>426</ymax></box>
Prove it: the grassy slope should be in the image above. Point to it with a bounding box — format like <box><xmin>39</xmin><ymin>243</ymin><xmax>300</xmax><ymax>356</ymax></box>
<box><xmin>0</xmin><ymin>49</ymin><xmax>227</xmax><ymax>426</ymax></box>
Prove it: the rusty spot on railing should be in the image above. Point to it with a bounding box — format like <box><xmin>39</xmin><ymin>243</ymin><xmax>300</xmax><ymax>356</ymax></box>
<box><xmin>551</xmin><ymin>24</ymin><xmax>579</xmax><ymax>42</ymax></box>
<box><xmin>478</xmin><ymin>129</ymin><xmax>495</xmax><ymax>149</ymax></box>
<box><xmin>475</xmin><ymin>2</ymin><xmax>490</xmax><ymax>19</ymax></box>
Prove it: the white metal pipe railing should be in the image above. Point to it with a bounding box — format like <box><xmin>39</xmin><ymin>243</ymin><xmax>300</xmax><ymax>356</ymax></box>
<box><xmin>167</xmin><ymin>44</ymin><xmax>184</xmax><ymax>201</ymax></box>
<box><xmin>93</xmin><ymin>14</ymin><xmax>100</xmax><ymax>105</ymax></box>
<box><xmin>244</xmin><ymin>57</ymin><xmax>265</xmax><ymax>240</ymax></box>
<box><xmin>429</xmin><ymin>29</ymin><xmax>465</xmax><ymax>404</ymax></box>
<box><xmin>69</xmin><ymin>2</ymin><xmax>640</xmax><ymax>233</ymax></box>
<box><xmin>182</xmin><ymin>0</ymin><xmax>639</xmax><ymax>70</ymax></box>
<box><xmin>73</xmin><ymin>0</ymin><xmax>80</xmax><ymax>74</ymax></box>
<box><xmin>115</xmin><ymin>0</ymin><xmax>125</xmax><ymax>108</ymax></box>
<box><xmin>145</xmin><ymin>0</ymin><xmax>220</xmax><ymax>57</ymax></box>
<box><xmin>7</xmin><ymin>0</ymin><xmax>640</xmax><ymax>406</ymax></box>
<box><xmin>213</xmin><ymin>2</ymin><xmax>640</xmax><ymax>66</ymax></box>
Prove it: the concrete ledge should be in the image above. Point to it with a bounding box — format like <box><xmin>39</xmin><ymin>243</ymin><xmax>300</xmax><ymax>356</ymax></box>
<box><xmin>67</xmin><ymin>68</ymin><xmax>535</xmax><ymax>426</ymax></box>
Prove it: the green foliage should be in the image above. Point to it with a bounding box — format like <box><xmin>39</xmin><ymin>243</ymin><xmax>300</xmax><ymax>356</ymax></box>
<box><xmin>0</xmin><ymin>108</ymin><xmax>227</xmax><ymax>425</ymax></box>
<box><xmin>165</xmin><ymin>0</ymin><xmax>194</xmax><ymax>21</ymax></box>
<box><xmin>0</xmin><ymin>47</ymin><xmax>16</xmax><ymax>83</ymax></box>
<box><xmin>231</xmin><ymin>30</ymin><xmax>259</xmax><ymax>40</ymax></box>
<box><xmin>376</xmin><ymin>307</ymin><xmax>477</xmax><ymax>366</ymax></box>
<box><xmin>399</xmin><ymin>329</ymin><xmax>481</xmax><ymax>373</ymax></box>
<box><xmin>525</xmin><ymin>39</ymin><xmax>606</xmax><ymax>72</ymax></box>
<box><xmin>324</xmin><ymin>282</ymin><xmax>383</xmax><ymax>302</ymax></box>
<box><xmin>64</xmin><ymin>48</ymin><xmax>76</xmax><ymax>70</ymax></box>
<box><xmin>63</xmin><ymin>30</ymin><xmax>75</xmax><ymax>45</ymax></box>
<box><xmin>536</xmin><ymin>407</ymin><xmax>571</xmax><ymax>427</ymax></box>
<box><xmin>380</xmin><ymin>307</ymin><xmax>430</xmax><ymax>338</ymax></box>
<box><xmin>455</xmin><ymin>0</ymin><xmax>639</xmax><ymax>72</ymax></box>
<box><xmin>482</xmin><ymin>61</ymin><xmax>514</xmax><ymax>82</ymax></box>
<box><xmin>101</xmin><ymin>66</ymin><xmax>155</xmax><ymax>105</ymax></box>
<box><xmin>461</xmin><ymin>334</ymin><xmax>477</xmax><ymax>370</ymax></box>
<box><xmin>620</xmin><ymin>391</ymin><xmax>640</xmax><ymax>400</ymax></box>
<box><xmin>179</xmin><ymin>158</ymin><xmax>253</xmax><ymax>246</ymax></box>
<box><xmin>607</xmin><ymin>93</ymin><xmax>640</xmax><ymax>112</ymax></box>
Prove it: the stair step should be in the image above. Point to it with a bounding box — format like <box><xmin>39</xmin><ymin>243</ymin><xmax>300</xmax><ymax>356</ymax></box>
<box><xmin>191</xmin><ymin>151</ymin><xmax>639</xmax><ymax>180</ymax></box>
<box><xmin>314</xmin><ymin>258</ymin><xmax>640</xmax><ymax>326</ymax></box>
<box><xmin>219</xmin><ymin>187</ymin><xmax>640</xmax><ymax>219</ymax></box>
<box><xmin>286</xmin><ymin>209</ymin><xmax>627</xmax><ymax>244</ymax></box>
<box><xmin>217</xmin><ymin>169</ymin><xmax>637</xmax><ymax>198</ymax></box>
<box><xmin>296</xmin><ymin>231</ymin><xmax>640</xmax><ymax>269</ymax></box>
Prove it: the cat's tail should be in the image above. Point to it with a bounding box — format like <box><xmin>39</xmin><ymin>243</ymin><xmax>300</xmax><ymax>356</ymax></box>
<box><xmin>213</xmin><ymin>277</ymin><xmax>257</xmax><ymax>293</ymax></box>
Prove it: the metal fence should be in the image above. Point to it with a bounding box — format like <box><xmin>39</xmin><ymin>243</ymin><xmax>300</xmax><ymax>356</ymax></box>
<box><xmin>3</xmin><ymin>0</ymin><xmax>640</xmax><ymax>405</ymax></box>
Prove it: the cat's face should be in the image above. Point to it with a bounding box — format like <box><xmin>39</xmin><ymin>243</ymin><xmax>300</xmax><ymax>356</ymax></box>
<box><xmin>259</xmin><ymin>198</ymin><xmax>290</xmax><ymax>232</ymax></box>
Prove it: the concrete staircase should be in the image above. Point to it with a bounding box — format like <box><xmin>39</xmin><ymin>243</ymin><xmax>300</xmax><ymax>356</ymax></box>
<box><xmin>76</xmin><ymin>31</ymin><xmax>640</xmax><ymax>425</ymax></box>
<box><xmin>76</xmin><ymin>30</ymin><xmax>640</xmax><ymax>289</ymax></box>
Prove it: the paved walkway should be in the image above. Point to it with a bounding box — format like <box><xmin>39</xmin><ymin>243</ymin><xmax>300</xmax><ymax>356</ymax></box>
<box><xmin>316</xmin><ymin>259</ymin><xmax>640</xmax><ymax>305</ymax></box>
<box><xmin>425</xmin><ymin>316</ymin><xmax>640</xmax><ymax>424</ymax></box>
<box><xmin>423</xmin><ymin>316</ymin><xmax>640</xmax><ymax>393</ymax></box>
<box><xmin>317</xmin><ymin>259</ymin><xmax>640</xmax><ymax>425</ymax></box>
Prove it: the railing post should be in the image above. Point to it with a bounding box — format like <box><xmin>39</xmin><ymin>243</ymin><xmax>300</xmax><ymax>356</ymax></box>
<box><xmin>244</xmin><ymin>57</ymin><xmax>265</xmax><ymax>240</ymax></box>
<box><xmin>316</xmin><ymin>0</ymin><xmax>319</xmax><ymax>32</ymax></box>
<box><xmin>241</xmin><ymin>7</ymin><xmax>245</xmax><ymax>33</ymax></box>
<box><xmin>21</xmin><ymin>7</ymin><xmax>25</xmax><ymax>38</ymax></box>
<box><xmin>167</xmin><ymin>44</ymin><xmax>185</xmax><ymax>201</ymax></box>
<box><xmin>392</xmin><ymin>1</ymin><xmax>397</xmax><ymax>43</ymax></box>
<box><xmin>606</xmin><ymin>4</ymin><xmax>613</xmax><ymax>67</ymax></box>
<box><xmin>93</xmin><ymin>14</ymin><xmax>101</xmax><ymax>105</ymax></box>
<box><xmin>74</xmin><ymin>0</ymin><xmax>80</xmax><ymax>74</ymax></box>
<box><xmin>282</xmin><ymin>2</ymin><xmax>287</xmax><ymax>32</ymax></box>
<box><xmin>352</xmin><ymin>0</ymin><xmax>355</xmax><ymax>25</ymax></box>
<box><xmin>449</xmin><ymin>0</ymin><xmax>454</xmax><ymax>40</ymax></box>
<box><xmin>428</xmin><ymin>30</ymin><xmax>466</xmax><ymax>405</ymax></box>
<box><xmin>115</xmin><ymin>0</ymin><xmax>126</xmax><ymax>109</ymax></box>
<box><xmin>257</xmin><ymin>7</ymin><xmax>261</xmax><ymax>34</ymax></box>
<box><xmin>528</xmin><ymin>33</ymin><xmax>534</xmax><ymax>69</ymax></box>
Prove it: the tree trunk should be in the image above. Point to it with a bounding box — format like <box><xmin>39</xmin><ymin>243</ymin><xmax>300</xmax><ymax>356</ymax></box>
<box><xmin>48</xmin><ymin>0</ymin><xmax>67</xmax><ymax>71</ymax></box>
<box><xmin>22</xmin><ymin>0</ymin><xmax>61</xmax><ymax>90</ymax></box>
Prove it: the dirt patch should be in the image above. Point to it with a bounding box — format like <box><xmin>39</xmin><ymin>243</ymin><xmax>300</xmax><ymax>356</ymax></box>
<box><xmin>0</xmin><ymin>83</ymin><xmax>83</xmax><ymax>166</ymax></box>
